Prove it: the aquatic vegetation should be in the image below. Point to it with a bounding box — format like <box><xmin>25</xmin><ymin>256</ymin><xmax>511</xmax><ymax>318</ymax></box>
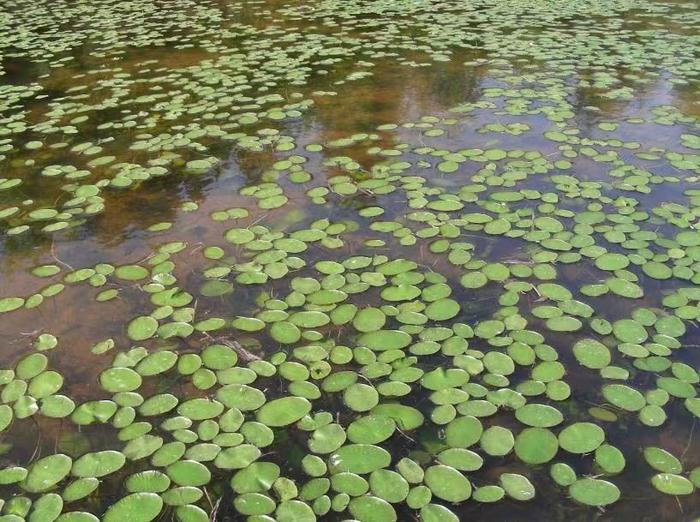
<box><xmin>0</xmin><ymin>0</ymin><xmax>699</xmax><ymax>520</ymax></box>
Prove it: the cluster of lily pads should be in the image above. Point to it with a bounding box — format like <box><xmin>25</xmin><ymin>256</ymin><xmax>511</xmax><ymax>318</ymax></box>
<box><xmin>1</xmin><ymin>0</ymin><xmax>699</xmax><ymax>520</ymax></box>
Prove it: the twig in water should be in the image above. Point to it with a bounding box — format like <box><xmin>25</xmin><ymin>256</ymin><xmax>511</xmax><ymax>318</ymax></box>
<box><xmin>681</xmin><ymin>418</ymin><xmax>696</xmax><ymax>461</ymax></box>
<box><xmin>50</xmin><ymin>239</ymin><xmax>73</xmax><ymax>271</ymax></box>
<box><xmin>209</xmin><ymin>497</ymin><xmax>221</xmax><ymax>522</ymax></box>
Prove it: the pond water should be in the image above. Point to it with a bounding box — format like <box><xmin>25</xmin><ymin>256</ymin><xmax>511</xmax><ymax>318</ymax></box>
<box><xmin>0</xmin><ymin>0</ymin><xmax>699</xmax><ymax>520</ymax></box>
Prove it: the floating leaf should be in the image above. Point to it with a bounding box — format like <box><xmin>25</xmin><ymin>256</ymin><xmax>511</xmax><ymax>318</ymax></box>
<box><xmin>569</xmin><ymin>478</ymin><xmax>620</xmax><ymax>506</ymax></box>
<box><xmin>99</xmin><ymin>368</ymin><xmax>142</xmax><ymax>393</ymax></box>
<box><xmin>651</xmin><ymin>474</ymin><xmax>695</xmax><ymax>495</ymax></box>
<box><xmin>22</xmin><ymin>454</ymin><xmax>72</xmax><ymax>493</ymax></box>
<box><xmin>103</xmin><ymin>492</ymin><xmax>163</xmax><ymax>522</ymax></box>
<box><xmin>558</xmin><ymin>423</ymin><xmax>604</xmax><ymax>454</ymax></box>
<box><xmin>515</xmin><ymin>404</ymin><xmax>563</xmax><ymax>428</ymax></box>
<box><xmin>643</xmin><ymin>447</ymin><xmax>682</xmax><ymax>473</ymax></box>
<box><xmin>602</xmin><ymin>384</ymin><xmax>646</xmax><ymax>412</ymax></box>
<box><xmin>499</xmin><ymin>473</ymin><xmax>535</xmax><ymax>501</ymax></box>
<box><xmin>344</xmin><ymin>384</ymin><xmax>379</xmax><ymax>412</ymax></box>
<box><xmin>424</xmin><ymin>465</ymin><xmax>471</xmax><ymax>502</ymax></box>
<box><xmin>257</xmin><ymin>397</ymin><xmax>311</xmax><ymax>427</ymax></box>
<box><xmin>127</xmin><ymin>316</ymin><xmax>158</xmax><ymax>341</ymax></box>
<box><xmin>330</xmin><ymin>445</ymin><xmax>391</xmax><ymax>474</ymax></box>
<box><xmin>72</xmin><ymin>451</ymin><xmax>126</xmax><ymax>478</ymax></box>
<box><xmin>359</xmin><ymin>330</ymin><xmax>412</xmax><ymax>351</ymax></box>
<box><xmin>572</xmin><ymin>339</ymin><xmax>611</xmax><ymax>369</ymax></box>
<box><xmin>514</xmin><ymin>428</ymin><xmax>558</xmax><ymax>464</ymax></box>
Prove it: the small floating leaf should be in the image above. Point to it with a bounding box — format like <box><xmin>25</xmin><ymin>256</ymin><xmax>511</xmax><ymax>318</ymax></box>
<box><xmin>256</xmin><ymin>397</ymin><xmax>311</xmax><ymax>427</ymax></box>
<box><xmin>569</xmin><ymin>478</ymin><xmax>620</xmax><ymax>506</ymax></box>
<box><xmin>127</xmin><ymin>316</ymin><xmax>158</xmax><ymax>341</ymax></box>
<box><xmin>651</xmin><ymin>474</ymin><xmax>695</xmax><ymax>495</ymax></box>
<box><xmin>423</xmin><ymin>465</ymin><xmax>471</xmax><ymax>502</ymax></box>
<box><xmin>103</xmin><ymin>492</ymin><xmax>163</xmax><ymax>522</ymax></box>
<box><xmin>22</xmin><ymin>454</ymin><xmax>72</xmax><ymax>493</ymax></box>
<box><xmin>558</xmin><ymin>423</ymin><xmax>604</xmax><ymax>454</ymax></box>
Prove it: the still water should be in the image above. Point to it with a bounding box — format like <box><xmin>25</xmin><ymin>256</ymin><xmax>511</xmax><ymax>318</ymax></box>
<box><xmin>0</xmin><ymin>0</ymin><xmax>699</xmax><ymax>520</ymax></box>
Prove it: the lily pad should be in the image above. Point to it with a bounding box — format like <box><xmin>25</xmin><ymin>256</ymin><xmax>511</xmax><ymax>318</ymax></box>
<box><xmin>127</xmin><ymin>316</ymin><xmax>159</xmax><ymax>341</ymax></box>
<box><xmin>330</xmin><ymin>444</ymin><xmax>391</xmax><ymax>474</ymax></box>
<box><xmin>569</xmin><ymin>478</ymin><xmax>620</xmax><ymax>506</ymax></box>
<box><xmin>72</xmin><ymin>451</ymin><xmax>126</xmax><ymax>478</ymax></box>
<box><xmin>257</xmin><ymin>397</ymin><xmax>311</xmax><ymax>427</ymax></box>
<box><xmin>572</xmin><ymin>339</ymin><xmax>611</xmax><ymax>369</ymax></box>
<box><xmin>514</xmin><ymin>428</ymin><xmax>558</xmax><ymax>464</ymax></box>
<box><xmin>499</xmin><ymin>473</ymin><xmax>535</xmax><ymax>501</ymax></box>
<box><xmin>602</xmin><ymin>384</ymin><xmax>646</xmax><ymax>412</ymax></box>
<box><xmin>103</xmin><ymin>492</ymin><xmax>163</xmax><ymax>521</ymax></box>
<box><xmin>651</xmin><ymin>473</ymin><xmax>694</xmax><ymax>495</ymax></box>
<box><xmin>643</xmin><ymin>447</ymin><xmax>682</xmax><ymax>473</ymax></box>
<box><xmin>558</xmin><ymin>423</ymin><xmax>604</xmax><ymax>454</ymax></box>
<box><xmin>424</xmin><ymin>465</ymin><xmax>471</xmax><ymax>502</ymax></box>
<box><xmin>22</xmin><ymin>454</ymin><xmax>72</xmax><ymax>493</ymax></box>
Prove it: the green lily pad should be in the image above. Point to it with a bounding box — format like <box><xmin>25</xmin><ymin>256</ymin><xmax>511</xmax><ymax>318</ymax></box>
<box><xmin>215</xmin><ymin>444</ymin><xmax>261</xmax><ymax>470</ymax></box>
<box><xmin>103</xmin><ymin>492</ymin><xmax>163</xmax><ymax>521</ymax></box>
<box><xmin>424</xmin><ymin>299</ymin><xmax>460</xmax><ymax>321</ymax></box>
<box><xmin>353</xmin><ymin>308</ymin><xmax>386</xmax><ymax>332</ymax></box>
<box><xmin>480</xmin><ymin>426</ymin><xmax>514</xmax><ymax>456</ymax></box>
<box><xmin>550</xmin><ymin>462</ymin><xmax>577</xmax><ymax>487</ymax></box>
<box><xmin>424</xmin><ymin>465</ymin><xmax>471</xmax><ymax>502</ymax></box>
<box><xmin>72</xmin><ymin>451</ymin><xmax>126</xmax><ymax>478</ymax></box>
<box><xmin>369</xmin><ymin>469</ymin><xmax>409</xmax><ymax>503</ymax></box>
<box><xmin>643</xmin><ymin>447</ymin><xmax>682</xmax><ymax>473</ymax></box>
<box><xmin>167</xmin><ymin>460</ymin><xmax>211</xmax><ymax>486</ymax></box>
<box><xmin>22</xmin><ymin>454</ymin><xmax>72</xmax><ymax>493</ymax></box>
<box><xmin>499</xmin><ymin>473</ymin><xmax>535</xmax><ymax>501</ymax></box>
<box><xmin>29</xmin><ymin>371</ymin><xmax>64</xmax><ymax>399</ymax></box>
<box><xmin>62</xmin><ymin>477</ymin><xmax>99</xmax><ymax>502</ymax></box>
<box><xmin>270</xmin><ymin>321</ymin><xmax>301</xmax><ymax>344</ymax></box>
<box><xmin>572</xmin><ymin>338</ymin><xmax>611</xmax><ymax>369</ymax></box>
<box><xmin>28</xmin><ymin>493</ymin><xmax>63</xmax><ymax>521</ymax></box>
<box><xmin>602</xmin><ymin>384</ymin><xmax>646</xmax><ymax>412</ymax></box>
<box><xmin>558</xmin><ymin>423</ymin><xmax>604</xmax><ymax>454</ymax></box>
<box><xmin>126</xmin><ymin>471</ymin><xmax>171</xmax><ymax>493</ymax></box>
<box><xmin>472</xmin><ymin>485</ymin><xmax>505</xmax><ymax>503</ymax></box>
<box><xmin>651</xmin><ymin>473</ymin><xmax>694</xmax><ymax>495</ymax></box>
<box><xmin>344</xmin><ymin>384</ymin><xmax>379</xmax><ymax>412</ymax></box>
<box><xmin>99</xmin><ymin>368</ymin><xmax>142</xmax><ymax>393</ymax></box>
<box><xmin>569</xmin><ymin>478</ymin><xmax>620</xmax><ymax>506</ymax></box>
<box><xmin>178</xmin><ymin>398</ymin><xmax>225</xmax><ymax>420</ymax></box>
<box><xmin>347</xmin><ymin>415</ymin><xmax>396</xmax><ymax>444</ymax></box>
<box><xmin>0</xmin><ymin>466</ymin><xmax>28</xmax><ymax>484</ymax></box>
<box><xmin>309</xmin><ymin>424</ymin><xmax>346</xmax><ymax>454</ymax></box>
<box><xmin>595</xmin><ymin>253</ymin><xmax>629</xmax><ymax>271</ymax></box>
<box><xmin>514</xmin><ymin>428</ymin><xmax>558</xmax><ymax>464</ymax></box>
<box><xmin>349</xmin><ymin>495</ymin><xmax>396</xmax><ymax>521</ymax></box>
<box><xmin>359</xmin><ymin>330</ymin><xmax>412</xmax><ymax>351</ymax></box>
<box><xmin>445</xmin><ymin>415</ymin><xmax>483</xmax><ymax>448</ymax></box>
<box><xmin>231</xmin><ymin>462</ymin><xmax>280</xmax><ymax>493</ymax></box>
<box><xmin>515</xmin><ymin>404</ymin><xmax>563</xmax><ymax>427</ymax></box>
<box><xmin>256</xmin><ymin>397</ymin><xmax>311</xmax><ymax>427</ymax></box>
<box><xmin>612</xmin><ymin>319</ymin><xmax>648</xmax><ymax>344</ymax></box>
<box><xmin>437</xmin><ymin>448</ymin><xmax>483</xmax><ymax>471</ymax></box>
<box><xmin>595</xmin><ymin>444</ymin><xmax>626</xmax><ymax>474</ymax></box>
<box><xmin>420</xmin><ymin>504</ymin><xmax>459</xmax><ymax>522</ymax></box>
<box><xmin>0</xmin><ymin>297</ymin><xmax>25</xmax><ymax>313</ymax></box>
<box><xmin>330</xmin><ymin>444</ymin><xmax>391</xmax><ymax>474</ymax></box>
<box><xmin>127</xmin><ymin>316</ymin><xmax>159</xmax><ymax>341</ymax></box>
<box><xmin>276</xmin><ymin>500</ymin><xmax>315</xmax><ymax>521</ymax></box>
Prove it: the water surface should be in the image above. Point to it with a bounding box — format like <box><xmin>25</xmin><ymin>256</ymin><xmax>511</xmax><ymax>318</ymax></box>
<box><xmin>0</xmin><ymin>0</ymin><xmax>699</xmax><ymax>520</ymax></box>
